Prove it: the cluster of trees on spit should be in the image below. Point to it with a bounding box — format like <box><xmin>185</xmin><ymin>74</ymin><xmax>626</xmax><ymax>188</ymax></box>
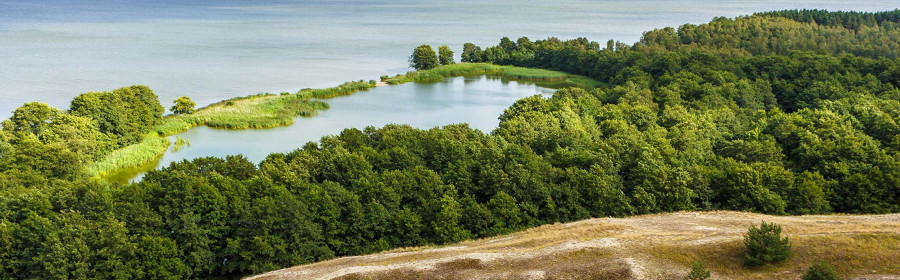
<box><xmin>1</xmin><ymin>9</ymin><xmax>899</xmax><ymax>279</ymax></box>
<box><xmin>409</xmin><ymin>44</ymin><xmax>456</xmax><ymax>70</ymax></box>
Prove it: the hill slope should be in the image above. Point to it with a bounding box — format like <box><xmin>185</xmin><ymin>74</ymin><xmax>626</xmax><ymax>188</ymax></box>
<box><xmin>247</xmin><ymin>211</ymin><xmax>899</xmax><ymax>280</ymax></box>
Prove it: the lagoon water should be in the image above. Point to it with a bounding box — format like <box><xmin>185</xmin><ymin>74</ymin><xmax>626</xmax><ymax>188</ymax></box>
<box><xmin>107</xmin><ymin>75</ymin><xmax>555</xmax><ymax>182</ymax></box>
<box><xmin>167</xmin><ymin>75</ymin><xmax>555</xmax><ymax>164</ymax></box>
<box><xmin>4</xmin><ymin>0</ymin><xmax>899</xmax><ymax>181</ymax></box>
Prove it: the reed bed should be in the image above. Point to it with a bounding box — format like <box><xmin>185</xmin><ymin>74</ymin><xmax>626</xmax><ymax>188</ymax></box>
<box><xmin>384</xmin><ymin>63</ymin><xmax>600</xmax><ymax>88</ymax></box>
<box><xmin>87</xmin><ymin>134</ymin><xmax>170</xmax><ymax>178</ymax></box>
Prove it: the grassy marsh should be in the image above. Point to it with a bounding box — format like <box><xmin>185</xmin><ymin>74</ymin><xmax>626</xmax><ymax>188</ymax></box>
<box><xmin>385</xmin><ymin>63</ymin><xmax>605</xmax><ymax>88</ymax></box>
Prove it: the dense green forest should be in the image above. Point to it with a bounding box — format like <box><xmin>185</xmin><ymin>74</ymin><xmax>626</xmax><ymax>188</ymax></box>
<box><xmin>2</xmin><ymin>9</ymin><xmax>900</xmax><ymax>279</ymax></box>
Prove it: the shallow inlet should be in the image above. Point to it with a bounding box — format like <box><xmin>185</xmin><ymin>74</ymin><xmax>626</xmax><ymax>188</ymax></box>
<box><xmin>106</xmin><ymin>75</ymin><xmax>558</xmax><ymax>183</ymax></box>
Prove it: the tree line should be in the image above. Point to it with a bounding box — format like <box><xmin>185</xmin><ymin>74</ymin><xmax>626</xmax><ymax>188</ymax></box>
<box><xmin>2</xmin><ymin>9</ymin><xmax>900</xmax><ymax>279</ymax></box>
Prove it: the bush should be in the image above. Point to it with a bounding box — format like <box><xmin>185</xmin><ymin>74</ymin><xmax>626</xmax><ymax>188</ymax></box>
<box><xmin>685</xmin><ymin>260</ymin><xmax>711</xmax><ymax>280</ymax></box>
<box><xmin>171</xmin><ymin>96</ymin><xmax>196</xmax><ymax>115</ymax></box>
<box><xmin>744</xmin><ymin>221</ymin><xmax>791</xmax><ymax>266</ymax></box>
<box><xmin>802</xmin><ymin>260</ymin><xmax>840</xmax><ymax>280</ymax></box>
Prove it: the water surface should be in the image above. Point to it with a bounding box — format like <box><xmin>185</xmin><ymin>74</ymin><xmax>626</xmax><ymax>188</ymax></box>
<box><xmin>3</xmin><ymin>0</ymin><xmax>898</xmax><ymax>118</ymax></box>
<box><xmin>108</xmin><ymin>75</ymin><xmax>555</xmax><ymax>182</ymax></box>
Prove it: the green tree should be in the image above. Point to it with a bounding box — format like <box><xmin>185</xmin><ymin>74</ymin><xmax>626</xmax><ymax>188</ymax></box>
<box><xmin>438</xmin><ymin>45</ymin><xmax>455</xmax><ymax>65</ymax></box>
<box><xmin>432</xmin><ymin>195</ymin><xmax>468</xmax><ymax>243</ymax></box>
<box><xmin>409</xmin><ymin>44</ymin><xmax>439</xmax><ymax>70</ymax></box>
<box><xmin>685</xmin><ymin>260</ymin><xmax>711</xmax><ymax>280</ymax></box>
<box><xmin>69</xmin><ymin>85</ymin><xmax>163</xmax><ymax>147</ymax></box>
<box><xmin>43</xmin><ymin>114</ymin><xmax>109</xmax><ymax>162</ymax></box>
<box><xmin>482</xmin><ymin>46</ymin><xmax>508</xmax><ymax>63</ymax></box>
<box><xmin>6</xmin><ymin>102</ymin><xmax>59</xmax><ymax>137</ymax></box>
<box><xmin>712</xmin><ymin>160</ymin><xmax>786</xmax><ymax>215</ymax></box>
<box><xmin>133</xmin><ymin>236</ymin><xmax>190</xmax><ymax>279</ymax></box>
<box><xmin>787</xmin><ymin>172</ymin><xmax>832</xmax><ymax>214</ymax></box>
<box><xmin>499</xmin><ymin>36</ymin><xmax>517</xmax><ymax>52</ymax></box>
<box><xmin>461</xmin><ymin>43</ymin><xmax>483</xmax><ymax>63</ymax></box>
<box><xmin>487</xmin><ymin>191</ymin><xmax>522</xmax><ymax>235</ymax></box>
<box><xmin>744</xmin><ymin>221</ymin><xmax>791</xmax><ymax>266</ymax></box>
<box><xmin>460</xmin><ymin>197</ymin><xmax>493</xmax><ymax>238</ymax></box>
<box><xmin>516</xmin><ymin>37</ymin><xmax>534</xmax><ymax>51</ymax></box>
<box><xmin>802</xmin><ymin>260</ymin><xmax>840</xmax><ymax>280</ymax></box>
<box><xmin>171</xmin><ymin>96</ymin><xmax>196</xmax><ymax>115</ymax></box>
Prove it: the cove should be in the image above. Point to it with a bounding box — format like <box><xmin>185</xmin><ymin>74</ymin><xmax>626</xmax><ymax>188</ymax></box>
<box><xmin>107</xmin><ymin>75</ymin><xmax>558</xmax><ymax>183</ymax></box>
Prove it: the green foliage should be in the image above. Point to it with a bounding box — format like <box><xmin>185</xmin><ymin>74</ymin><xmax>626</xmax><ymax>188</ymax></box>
<box><xmin>499</xmin><ymin>37</ymin><xmax>517</xmax><ymax>52</ymax></box>
<box><xmin>685</xmin><ymin>260</ymin><xmax>711</xmax><ymax>280</ymax></box>
<box><xmin>409</xmin><ymin>44</ymin><xmax>439</xmax><ymax>70</ymax></box>
<box><xmin>788</xmin><ymin>172</ymin><xmax>831</xmax><ymax>214</ymax></box>
<box><xmin>438</xmin><ymin>45</ymin><xmax>455</xmax><ymax>65</ymax></box>
<box><xmin>1</xmin><ymin>101</ymin><xmax>120</xmax><ymax>179</ymax></box>
<box><xmin>4</xmin><ymin>9</ymin><xmax>900</xmax><ymax>279</ymax></box>
<box><xmin>170</xmin><ymin>96</ymin><xmax>196</xmax><ymax>115</ymax></box>
<box><xmin>433</xmin><ymin>195</ymin><xmax>469</xmax><ymax>243</ymax></box>
<box><xmin>487</xmin><ymin>191</ymin><xmax>523</xmax><ymax>235</ymax></box>
<box><xmin>757</xmin><ymin>9</ymin><xmax>900</xmax><ymax>30</ymax></box>
<box><xmin>640</xmin><ymin>14</ymin><xmax>900</xmax><ymax>59</ymax></box>
<box><xmin>6</xmin><ymin>102</ymin><xmax>59</xmax><ymax>137</ymax></box>
<box><xmin>517</xmin><ymin>37</ymin><xmax>534</xmax><ymax>51</ymax></box>
<box><xmin>744</xmin><ymin>221</ymin><xmax>791</xmax><ymax>266</ymax></box>
<box><xmin>69</xmin><ymin>85</ymin><xmax>164</xmax><ymax>148</ymax></box>
<box><xmin>461</xmin><ymin>43</ymin><xmax>483</xmax><ymax>63</ymax></box>
<box><xmin>802</xmin><ymin>260</ymin><xmax>841</xmax><ymax>280</ymax></box>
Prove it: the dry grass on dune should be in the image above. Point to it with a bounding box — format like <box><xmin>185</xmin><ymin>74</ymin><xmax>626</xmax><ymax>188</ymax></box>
<box><xmin>245</xmin><ymin>211</ymin><xmax>900</xmax><ymax>280</ymax></box>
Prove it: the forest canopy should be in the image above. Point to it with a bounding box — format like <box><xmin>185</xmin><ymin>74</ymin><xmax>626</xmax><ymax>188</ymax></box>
<box><xmin>1</xmin><ymin>9</ymin><xmax>900</xmax><ymax>280</ymax></box>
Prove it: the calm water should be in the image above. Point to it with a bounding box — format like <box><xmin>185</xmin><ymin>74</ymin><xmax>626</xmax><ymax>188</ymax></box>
<box><xmin>2</xmin><ymin>1</ymin><xmax>898</xmax><ymax>119</ymax></box>
<box><xmin>106</xmin><ymin>75</ymin><xmax>555</xmax><ymax>182</ymax></box>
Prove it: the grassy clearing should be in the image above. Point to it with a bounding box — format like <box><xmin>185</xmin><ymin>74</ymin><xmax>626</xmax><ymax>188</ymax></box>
<box><xmin>247</xmin><ymin>211</ymin><xmax>900</xmax><ymax>280</ymax></box>
<box><xmin>649</xmin><ymin>233</ymin><xmax>900</xmax><ymax>279</ymax></box>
